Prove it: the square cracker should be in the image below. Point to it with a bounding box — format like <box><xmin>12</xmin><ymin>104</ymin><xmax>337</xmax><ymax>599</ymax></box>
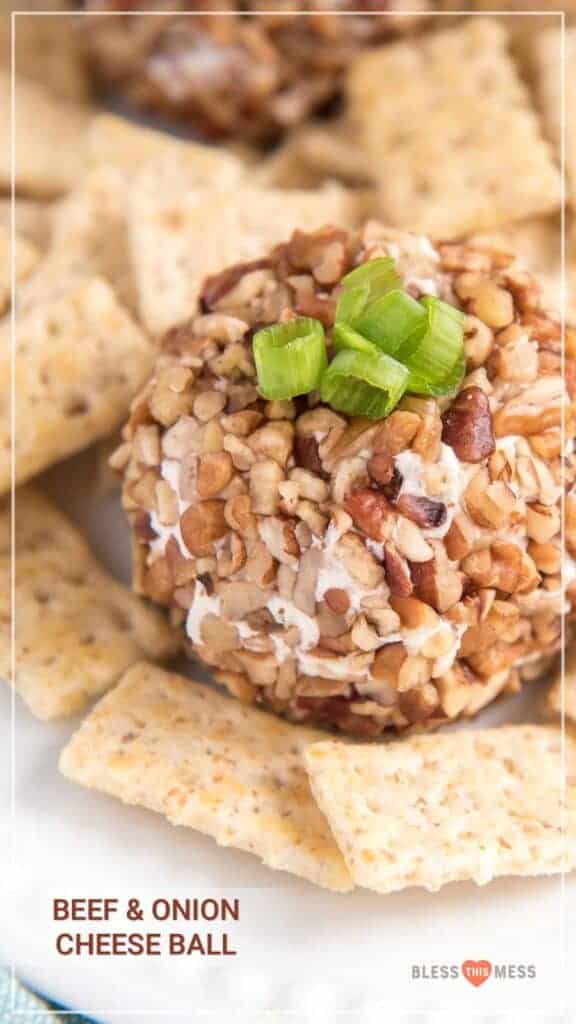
<box><xmin>0</xmin><ymin>276</ymin><xmax>153</xmax><ymax>494</ymax></box>
<box><xmin>59</xmin><ymin>662</ymin><xmax>353</xmax><ymax>891</ymax></box>
<box><xmin>0</xmin><ymin>71</ymin><xmax>88</xmax><ymax>197</ymax></box>
<box><xmin>19</xmin><ymin>167</ymin><xmax>137</xmax><ymax>314</ymax></box>
<box><xmin>255</xmin><ymin>121</ymin><xmax>373</xmax><ymax>190</ymax></box>
<box><xmin>88</xmin><ymin>114</ymin><xmax>244</xmax><ymax>183</ymax></box>
<box><xmin>0</xmin><ymin>487</ymin><xmax>179</xmax><ymax>720</ymax></box>
<box><xmin>0</xmin><ymin>226</ymin><xmax>39</xmax><ymax>315</ymax></box>
<box><xmin>130</xmin><ymin>178</ymin><xmax>359</xmax><ymax>336</ymax></box>
<box><xmin>5</xmin><ymin>12</ymin><xmax>90</xmax><ymax>103</ymax></box>
<box><xmin>304</xmin><ymin>726</ymin><xmax>576</xmax><ymax>895</ymax></box>
<box><xmin>547</xmin><ymin>647</ymin><xmax>576</xmax><ymax>725</ymax></box>
<box><xmin>0</xmin><ymin>199</ymin><xmax>54</xmax><ymax>251</ymax></box>
<box><xmin>532</xmin><ymin>28</ymin><xmax>576</xmax><ymax>207</ymax></box>
<box><xmin>346</xmin><ymin>19</ymin><xmax>561</xmax><ymax>236</ymax></box>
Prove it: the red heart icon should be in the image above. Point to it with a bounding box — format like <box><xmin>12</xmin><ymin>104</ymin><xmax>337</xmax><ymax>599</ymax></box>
<box><xmin>461</xmin><ymin>960</ymin><xmax>492</xmax><ymax>988</ymax></box>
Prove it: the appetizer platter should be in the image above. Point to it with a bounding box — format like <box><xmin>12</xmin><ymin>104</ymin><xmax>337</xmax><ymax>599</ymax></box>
<box><xmin>1</xmin><ymin>6</ymin><xmax>576</xmax><ymax>1019</ymax></box>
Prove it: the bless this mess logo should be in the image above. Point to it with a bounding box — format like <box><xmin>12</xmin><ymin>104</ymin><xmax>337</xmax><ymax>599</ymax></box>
<box><xmin>411</xmin><ymin>960</ymin><xmax>536</xmax><ymax>987</ymax></box>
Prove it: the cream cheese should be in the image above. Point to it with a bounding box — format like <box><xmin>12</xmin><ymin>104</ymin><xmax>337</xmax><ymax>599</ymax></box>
<box><xmin>394</xmin><ymin>443</ymin><xmax>465</xmax><ymax>538</ymax></box>
<box><xmin>296</xmin><ymin>651</ymin><xmax>371</xmax><ymax>683</ymax></box>
<box><xmin>315</xmin><ymin>522</ymin><xmax>389</xmax><ymax>613</ymax></box>
<box><xmin>186</xmin><ymin>581</ymin><xmax>221</xmax><ymax>644</ymax></box>
<box><xmin>271</xmin><ymin>634</ymin><xmax>291</xmax><ymax>663</ymax></box>
<box><xmin>267</xmin><ymin>596</ymin><xmax>320</xmax><ymax>650</ymax></box>
<box><xmin>149</xmin><ymin>458</ymin><xmax>192</xmax><ymax>559</ymax></box>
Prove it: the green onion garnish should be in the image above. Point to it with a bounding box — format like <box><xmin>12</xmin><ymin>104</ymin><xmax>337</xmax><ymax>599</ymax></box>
<box><xmin>400</xmin><ymin>296</ymin><xmax>465</xmax><ymax>395</ymax></box>
<box><xmin>336</xmin><ymin>257</ymin><xmax>401</xmax><ymax>324</ymax></box>
<box><xmin>335</xmin><ymin>284</ymin><xmax>370</xmax><ymax>326</ymax></box>
<box><xmin>333</xmin><ymin>322</ymin><xmax>379</xmax><ymax>355</ymax></box>
<box><xmin>353</xmin><ymin>289</ymin><xmax>427</xmax><ymax>356</ymax></box>
<box><xmin>340</xmin><ymin>256</ymin><xmax>401</xmax><ymax>297</ymax></box>
<box><xmin>252</xmin><ymin>259</ymin><xmax>465</xmax><ymax>421</ymax></box>
<box><xmin>320</xmin><ymin>348</ymin><xmax>409</xmax><ymax>419</ymax></box>
<box><xmin>253</xmin><ymin>317</ymin><xmax>327</xmax><ymax>400</ymax></box>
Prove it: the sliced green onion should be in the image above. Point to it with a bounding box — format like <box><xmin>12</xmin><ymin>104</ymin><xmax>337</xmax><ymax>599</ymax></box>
<box><xmin>340</xmin><ymin>256</ymin><xmax>401</xmax><ymax>297</ymax></box>
<box><xmin>400</xmin><ymin>296</ymin><xmax>465</xmax><ymax>395</ymax></box>
<box><xmin>335</xmin><ymin>284</ymin><xmax>370</xmax><ymax>326</ymax></box>
<box><xmin>336</xmin><ymin>257</ymin><xmax>401</xmax><ymax>324</ymax></box>
<box><xmin>333</xmin><ymin>322</ymin><xmax>379</xmax><ymax>355</ymax></box>
<box><xmin>320</xmin><ymin>348</ymin><xmax>409</xmax><ymax>419</ymax></box>
<box><xmin>253</xmin><ymin>317</ymin><xmax>327</xmax><ymax>400</ymax></box>
<box><xmin>353</xmin><ymin>289</ymin><xmax>427</xmax><ymax>356</ymax></box>
<box><xmin>407</xmin><ymin>349</ymin><xmax>466</xmax><ymax>396</ymax></box>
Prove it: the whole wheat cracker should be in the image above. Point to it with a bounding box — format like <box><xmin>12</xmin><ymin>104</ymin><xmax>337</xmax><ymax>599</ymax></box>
<box><xmin>304</xmin><ymin>726</ymin><xmax>576</xmax><ymax>895</ymax></box>
<box><xmin>0</xmin><ymin>226</ymin><xmax>39</xmax><ymax>315</ymax></box>
<box><xmin>59</xmin><ymin>661</ymin><xmax>353</xmax><ymax>892</ymax></box>
<box><xmin>346</xmin><ymin>19</ymin><xmax>561</xmax><ymax>236</ymax></box>
<box><xmin>0</xmin><ymin>276</ymin><xmax>154</xmax><ymax>494</ymax></box>
<box><xmin>547</xmin><ymin>648</ymin><xmax>576</xmax><ymax>725</ymax></box>
<box><xmin>0</xmin><ymin>71</ymin><xmax>89</xmax><ymax>197</ymax></box>
<box><xmin>532</xmin><ymin>27</ymin><xmax>576</xmax><ymax>208</ymax></box>
<box><xmin>129</xmin><ymin>178</ymin><xmax>359</xmax><ymax>336</ymax></box>
<box><xmin>0</xmin><ymin>487</ymin><xmax>179</xmax><ymax>720</ymax></box>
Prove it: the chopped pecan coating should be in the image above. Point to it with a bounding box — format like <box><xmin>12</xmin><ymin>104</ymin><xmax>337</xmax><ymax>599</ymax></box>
<box><xmin>118</xmin><ymin>221</ymin><xmax>570</xmax><ymax>737</ymax></box>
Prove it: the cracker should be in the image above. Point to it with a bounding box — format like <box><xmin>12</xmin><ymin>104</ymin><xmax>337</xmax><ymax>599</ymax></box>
<box><xmin>6</xmin><ymin>12</ymin><xmax>90</xmax><ymax>103</ymax></box>
<box><xmin>0</xmin><ymin>199</ymin><xmax>54</xmax><ymax>250</ymax></box>
<box><xmin>254</xmin><ymin>139</ymin><xmax>327</xmax><ymax>191</ymax></box>
<box><xmin>470</xmin><ymin>213</ymin><xmax>576</xmax><ymax>321</ymax></box>
<box><xmin>19</xmin><ymin>167</ymin><xmax>136</xmax><ymax>314</ymax></box>
<box><xmin>304</xmin><ymin>726</ymin><xmax>576</xmax><ymax>894</ymax></box>
<box><xmin>255</xmin><ymin>122</ymin><xmax>372</xmax><ymax>190</ymax></box>
<box><xmin>130</xmin><ymin>180</ymin><xmax>359</xmax><ymax>335</ymax></box>
<box><xmin>533</xmin><ymin>28</ymin><xmax>576</xmax><ymax>207</ymax></box>
<box><xmin>88</xmin><ymin>114</ymin><xmax>244</xmax><ymax>183</ymax></box>
<box><xmin>0</xmin><ymin>226</ymin><xmax>39</xmax><ymax>315</ymax></box>
<box><xmin>59</xmin><ymin>662</ymin><xmax>353</xmax><ymax>891</ymax></box>
<box><xmin>0</xmin><ymin>487</ymin><xmax>179</xmax><ymax>720</ymax></box>
<box><xmin>0</xmin><ymin>276</ymin><xmax>153</xmax><ymax>493</ymax></box>
<box><xmin>0</xmin><ymin>71</ymin><xmax>88</xmax><ymax>197</ymax></box>
<box><xmin>347</xmin><ymin>19</ymin><xmax>561</xmax><ymax>236</ymax></box>
<box><xmin>547</xmin><ymin>648</ymin><xmax>576</xmax><ymax>724</ymax></box>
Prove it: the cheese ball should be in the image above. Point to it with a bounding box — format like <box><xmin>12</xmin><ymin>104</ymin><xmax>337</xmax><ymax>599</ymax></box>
<box><xmin>117</xmin><ymin>222</ymin><xmax>574</xmax><ymax>736</ymax></box>
<box><xmin>80</xmin><ymin>0</ymin><xmax>428</xmax><ymax>143</ymax></box>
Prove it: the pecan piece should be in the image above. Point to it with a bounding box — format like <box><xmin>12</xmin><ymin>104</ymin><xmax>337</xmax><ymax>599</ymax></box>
<box><xmin>382</xmin><ymin>544</ymin><xmax>413</xmax><ymax>597</ymax></box>
<box><xmin>398</xmin><ymin>683</ymin><xmax>440</xmax><ymax>723</ymax></box>
<box><xmin>367</xmin><ymin>451</ymin><xmax>394</xmax><ymax>486</ymax></box>
<box><xmin>197</xmin><ymin>452</ymin><xmax>234</xmax><ymax>499</ymax></box>
<box><xmin>411</xmin><ymin>558</ymin><xmax>463</xmax><ymax>613</ymax></box>
<box><xmin>441</xmin><ymin>386</ymin><xmax>495</xmax><ymax>463</ymax></box>
<box><xmin>287</xmin><ymin>227</ymin><xmax>349</xmax><ymax>286</ymax></box>
<box><xmin>201</xmin><ymin>258</ymin><xmax>271</xmax><ymax>311</ymax></box>
<box><xmin>396</xmin><ymin>494</ymin><xmax>447</xmax><ymax>529</ymax></box>
<box><xmin>324</xmin><ymin>588</ymin><xmax>350</xmax><ymax>615</ymax></box>
<box><xmin>180</xmin><ymin>500</ymin><xmax>227</xmax><ymax>556</ymax></box>
<box><xmin>343</xmin><ymin>488</ymin><xmax>393</xmax><ymax>542</ymax></box>
<box><xmin>294</xmin><ymin>434</ymin><xmax>326</xmax><ymax>476</ymax></box>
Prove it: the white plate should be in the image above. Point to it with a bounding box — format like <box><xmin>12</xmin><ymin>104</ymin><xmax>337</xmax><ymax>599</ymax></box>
<box><xmin>2</xmin><ymin>451</ymin><xmax>575</xmax><ymax>1024</ymax></box>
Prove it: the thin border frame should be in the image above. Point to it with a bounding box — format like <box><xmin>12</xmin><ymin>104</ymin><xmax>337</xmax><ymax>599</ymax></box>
<box><xmin>8</xmin><ymin>6</ymin><xmax>569</xmax><ymax>1018</ymax></box>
